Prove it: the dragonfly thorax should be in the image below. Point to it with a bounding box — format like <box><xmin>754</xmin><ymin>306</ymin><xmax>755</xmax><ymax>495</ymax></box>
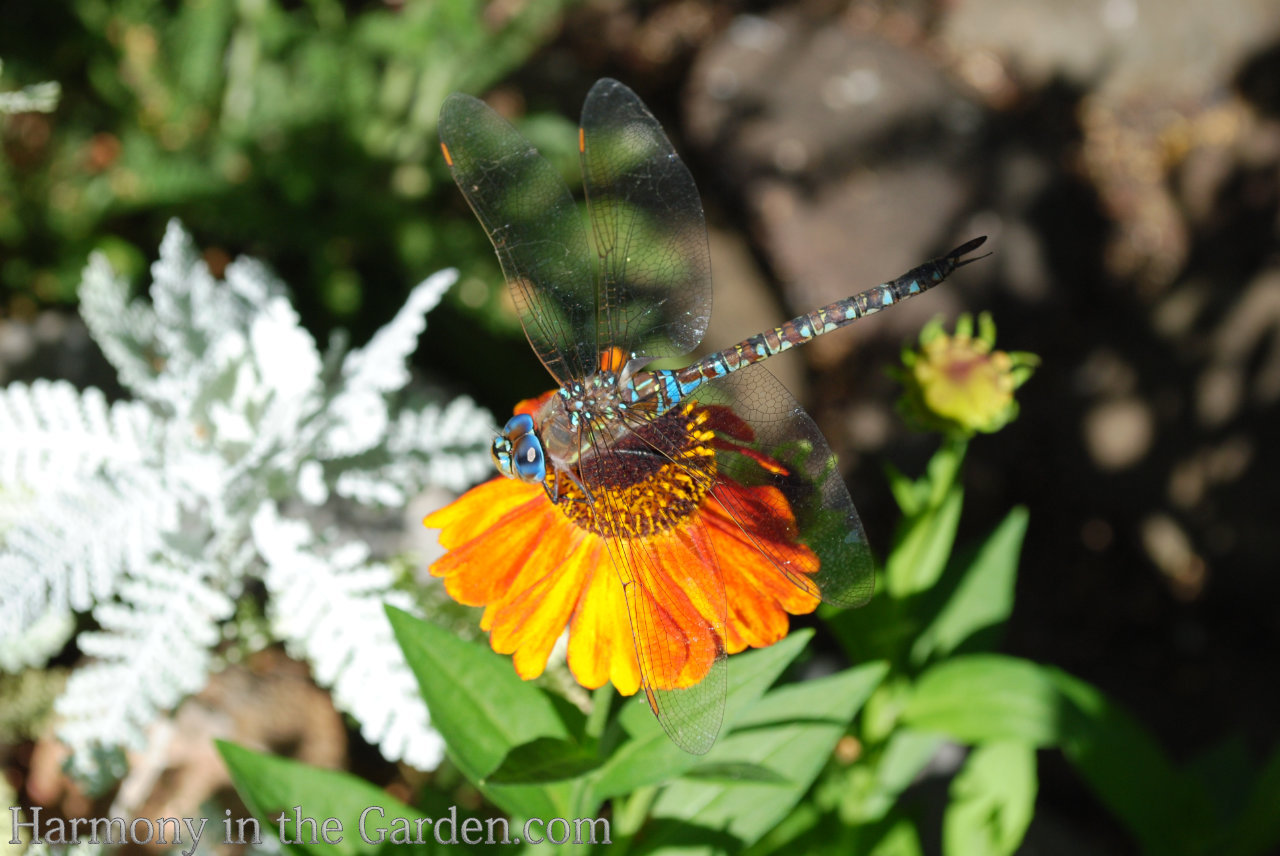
<box><xmin>492</xmin><ymin>371</ymin><xmax>640</xmax><ymax>489</ymax></box>
<box><xmin>534</xmin><ymin>371</ymin><xmax>634</xmax><ymax>471</ymax></box>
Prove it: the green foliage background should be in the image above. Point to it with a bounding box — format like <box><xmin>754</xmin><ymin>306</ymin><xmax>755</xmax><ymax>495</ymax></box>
<box><xmin>2</xmin><ymin>0</ymin><xmax>579</xmax><ymax>380</ymax></box>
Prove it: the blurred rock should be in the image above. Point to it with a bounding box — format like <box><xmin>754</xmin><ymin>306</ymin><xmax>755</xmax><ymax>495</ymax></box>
<box><xmin>685</xmin><ymin>9</ymin><xmax>988</xmax><ymax>369</ymax></box>
<box><xmin>942</xmin><ymin>0</ymin><xmax>1280</xmax><ymax>104</ymax></box>
<box><xmin>698</xmin><ymin>225</ymin><xmax>806</xmax><ymax>396</ymax></box>
<box><xmin>25</xmin><ymin>651</ymin><xmax>346</xmax><ymax>853</ymax></box>
<box><xmin>0</xmin><ymin>311</ymin><xmax>119</xmax><ymax>392</ymax></box>
<box><xmin>945</xmin><ymin>0</ymin><xmax>1280</xmax><ymax>288</ymax></box>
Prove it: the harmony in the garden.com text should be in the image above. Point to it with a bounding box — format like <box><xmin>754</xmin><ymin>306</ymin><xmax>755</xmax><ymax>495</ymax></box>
<box><xmin>10</xmin><ymin>805</ymin><xmax>611</xmax><ymax>849</ymax></box>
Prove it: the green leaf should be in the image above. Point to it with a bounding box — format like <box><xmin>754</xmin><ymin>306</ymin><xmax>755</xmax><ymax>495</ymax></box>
<box><xmin>546</xmin><ymin>689</ymin><xmax>591</xmax><ymax>739</ymax></box>
<box><xmin>841</xmin><ymin>729</ymin><xmax>944</xmax><ymax>824</ymax></box>
<box><xmin>629</xmin><ymin>819</ymin><xmax>744</xmax><ymax>854</ymax></box>
<box><xmin>905</xmin><ymin>657</ymin><xmax>1213</xmax><ymax>856</ymax></box>
<box><xmin>640</xmin><ymin>662</ymin><xmax>889</xmax><ymax>854</ymax></box>
<box><xmin>923</xmin><ymin>437</ymin><xmax>968</xmax><ymax>507</ymax></box>
<box><xmin>885</xmin><ymin>484</ymin><xmax>963</xmax><ymax>598</ymax></box>
<box><xmin>742</xmin><ymin>800</ymin><xmax>825</xmax><ymax>856</ymax></box>
<box><xmin>824</xmin><ymin>577</ymin><xmax>920</xmax><ymax>665</ymax></box>
<box><xmin>911</xmin><ymin>506</ymin><xmax>1029</xmax><ymax>664</ymax></box>
<box><xmin>884</xmin><ymin>434</ymin><xmax>966</xmax><ymax>521</ymax></box>
<box><xmin>1048</xmin><ymin>669</ymin><xmax>1210</xmax><ymax>856</ymax></box>
<box><xmin>943</xmin><ymin>741</ymin><xmax>1037</xmax><ymax>856</ymax></box>
<box><xmin>483</xmin><ymin>737</ymin><xmax>603</xmax><ymax>785</ymax></box>
<box><xmin>1221</xmin><ymin>743</ymin><xmax>1280</xmax><ymax>856</ymax></box>
<box><xmin>902</xmin><ymin>655</ymin><xmax>1061</xmax><ymax>746</ymax></box>
<box><xmin>869</xmin><ymin>815</ymin><xmax>925</xmax><ymax>856</ymax></box>
<box><xmin>217</xmin><ymin>741</ymin><xmax>437</xmax><ymax>856</ymax></box>
<box><xmin>1187</xmin><ymin>736</ymin><xmax>1253</xmax><ymax>827</ymax></box>
<box><xmin>884</xmin><ymin>460</ymin><xmax>921</xmax><ymax>516</ymax></box>
<box><xmin>859</xmin><ymin>675</ymin><xmax>914</xmax><ymax>745</ymax></box>
<box><xmin>682</xmin><ymin>761</ymin><xmax>790</xmax><ymax>785</ymax></box>
<box><xmin>385</xmin><ymin>606</ymin><xmax>571</xmax><ymax>819</ymax></box>
<box><xmin>589</xmin><ymin>630</ymin><xmax>813</xmax><ymax>803</ymax></box>
<box><xmin>749</xmin><ymin>803</ymin><xmax>915</xmax><ymax>856</ymax></box>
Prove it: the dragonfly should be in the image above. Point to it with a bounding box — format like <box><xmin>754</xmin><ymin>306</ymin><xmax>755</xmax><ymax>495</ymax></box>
<box><xmin>438</xmin><ymin>78</ymin><xmax>986</xmax><ymax>753</ymax></box>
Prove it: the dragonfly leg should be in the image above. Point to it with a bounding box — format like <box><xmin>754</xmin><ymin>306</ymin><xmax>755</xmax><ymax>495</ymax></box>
<box><xmin>545</xmin><ymin>462</ymin><xmax>597</xmax><ymax>506</ymax></box>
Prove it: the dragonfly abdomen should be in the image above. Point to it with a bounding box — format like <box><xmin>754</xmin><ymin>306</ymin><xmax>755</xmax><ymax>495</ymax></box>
<box><xmin>644</xmin><ymin>236</ymin><xmax>990</xmax><ymax>414</ymax></box>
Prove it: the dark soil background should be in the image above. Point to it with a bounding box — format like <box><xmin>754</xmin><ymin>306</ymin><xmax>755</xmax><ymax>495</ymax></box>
<box><xmin>533</xmin><ymin>0</ymin><xmax>1280</xmax><ymax>744</ymax></box>
<box><xmin>522</xmin><ymin>1</ymin><xmax>1280</xmax><ymax>849</ymax></box>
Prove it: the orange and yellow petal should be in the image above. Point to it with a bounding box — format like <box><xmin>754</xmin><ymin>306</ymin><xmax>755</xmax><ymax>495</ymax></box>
<box><xmin>709</xmin><ymin>533</ymin><xmax>802</xmax><ymax>651</ymax></box>
<box><xmin>702</xmin><ymin>487</ymin><xmax>820</xmax><ymax>653</ymax></box>
<box><xmin>426</xmin><ymin>476</ymin><xmax>539</xmax><ymax>549</ymax></box>
<box><xmin>631</xmin><ymin>527</ymin><xmax>722</xmax><ymax>691</ymax></box>
<box><xmin>489</xmin><ymin>526</ymin><xmax>595</xmax><ymax>679</ymax></box>
<box><xmin>708</xmin><ymin>485</ymin><xmax>820</xmax><ymax>612</ymax></box>
<box><xmin>426</xmin><ymin>479</ymin><xmax>549</xmax><ymax>608</ymax></box>
<box><xmin>567</xmin><ymin>549</ymin><xmax>640</xmax><ymax>694</ymax></box>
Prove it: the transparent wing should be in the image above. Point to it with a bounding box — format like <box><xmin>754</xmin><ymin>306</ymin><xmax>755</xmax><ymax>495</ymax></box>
<box><xmin>438</xmin><ymin>93</ymin><xmax>598</xmax><ymax>385</ymax></box>
<box><xmin>606</xmin><ymin>514</ymin><xmax>728</xmax><ymax>755</ymax></box>
<box><xmin>577</xmin><ymin>409</ymin><xmax>728</xmax><ymax>754</ymax></box>
<box><xmin>691</xmin><ymin>364</ymin><xmax>875</xmax><ymax>608</ymax></box>
<box><xmin>581</xmin><ymin>359</ymin><xmax>873</xmax><ymax>752</ymax></box>
<box><xmin>579</xmin><ymin>79</ymin><xmax>713</xmax><ymax>364</ymax></box>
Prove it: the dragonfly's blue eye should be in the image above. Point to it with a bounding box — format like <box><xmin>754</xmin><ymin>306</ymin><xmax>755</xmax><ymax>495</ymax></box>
<box><xmin>492</xmin><ymin>413</ymin><xmax>542</xmax><ymax>482</ymax></box>
<box><xmin>504</xmin><ymin>413</ymin><xmax>535</xmax><ymax>435</ymax></box>
<box><xmin>490</xmin><ymin>435</ymin><xmax>515</xmax><ymax>479</ymax></box>
<box><xmin>512</xmin><ymin>433</ymin><xmax>546</xmax><ymax>483</ymax></box>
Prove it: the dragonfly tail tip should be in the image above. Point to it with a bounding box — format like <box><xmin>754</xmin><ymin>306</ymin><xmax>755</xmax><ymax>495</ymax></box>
<box><xmin>948</xmin><ymin>235</ymin><xmax>991</xmax><ymax>269</ymax></box>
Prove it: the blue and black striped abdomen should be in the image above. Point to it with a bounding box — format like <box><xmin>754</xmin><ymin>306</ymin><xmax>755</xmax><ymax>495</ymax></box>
<box><xmin>632</xmin><ymin>236</ymin><xmax>988</xmax><ymax>413</ymax></box>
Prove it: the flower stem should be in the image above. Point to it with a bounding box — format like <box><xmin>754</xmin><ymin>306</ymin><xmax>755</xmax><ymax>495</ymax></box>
<box><xmin>613</xmin><ymin>785</ymin><xmax>659</xmax><ymax>842</ymax></box>
<box><xmin>926</xmin><ymin>434</ymin><xmax>970</xmax><ymax>508</ymax></box>
<box><xmin>586</xmin><ymin>683</ymin><xmax>614</xmax><ymax>740</ymax></box>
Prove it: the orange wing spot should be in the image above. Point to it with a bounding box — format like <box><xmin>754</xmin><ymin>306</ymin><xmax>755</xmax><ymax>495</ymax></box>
<box><xmin>579</xmin><ymin>126</ymin><xmax>586</xmax><ymax>154</ymax></box>
<box><xmin>599</xmin><ymin>347</ymin><xmax>627</xmax><ymax>372</ymax></box>
<box><xmin>440</xmin><ymin>141</ymin><xmax>454</xmax><ymax>167</ymax></box>
<box><xmin>644</xmin><ymin>684</ymin><xmax>660</xmax><ymax>715</ymax></box>
<box><xmin>514</xmin><ymin>390</ymin><xmax>557</xmax><ymax>419</ymax></box>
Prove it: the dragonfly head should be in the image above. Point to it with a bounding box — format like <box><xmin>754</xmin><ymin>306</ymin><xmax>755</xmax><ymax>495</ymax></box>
<box><xmin>491</xmin><ymin>412</ymin><xmax>547</xmax><ymax>484</ymax></box>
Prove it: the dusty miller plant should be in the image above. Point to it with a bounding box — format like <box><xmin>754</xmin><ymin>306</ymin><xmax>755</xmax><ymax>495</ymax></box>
<box><xmin>0</xmin><ymin>221</ymin><xmax>493</xmax><ymax>787</ymax></box>
<box><xmin>0</xmin><ymin>58</ymin><xmax>61</xmax><ymax>115</ymax></box>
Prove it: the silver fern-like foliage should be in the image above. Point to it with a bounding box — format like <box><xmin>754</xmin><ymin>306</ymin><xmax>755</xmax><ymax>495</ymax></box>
<box><xmin>0</xmin><ymin>58</ymin><xmax>61</xmax><ymax>114</ymax></box>
<box><xmin>0</xmin><ymin>220</ymin><xmax>494</xmax><ymax>786</ymax></box>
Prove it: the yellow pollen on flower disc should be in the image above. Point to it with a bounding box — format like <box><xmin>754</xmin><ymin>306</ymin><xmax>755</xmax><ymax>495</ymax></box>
<box><xmin>552</xmin><ymin>405</ymin><xmax>718</xmax><ymax>538</ymax></box>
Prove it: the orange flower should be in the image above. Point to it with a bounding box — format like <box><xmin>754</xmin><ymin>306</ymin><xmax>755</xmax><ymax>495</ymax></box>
<box><xmin>424</xmin><ymin>393</ymin><xmax>821</xmax><ymax>696</ymax></box>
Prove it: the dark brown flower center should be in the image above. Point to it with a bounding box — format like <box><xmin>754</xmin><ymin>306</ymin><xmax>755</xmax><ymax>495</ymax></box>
<box><xmin>550</xmin><ymin>404</ymin><xmax>717</xmax><ymax>538</ymax></box>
